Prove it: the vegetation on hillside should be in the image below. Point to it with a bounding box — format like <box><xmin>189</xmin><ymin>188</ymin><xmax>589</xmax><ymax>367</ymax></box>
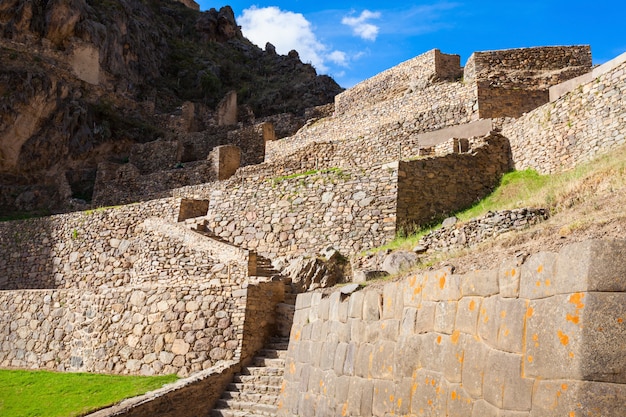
<box><xmin>379</xmin><ymin>143</ymin><xmax>626</xmax><ymax>254</ymax></box>
<box><xmin>0</xmin><ymin>370</ymin><xmax>178</xmax><ymax>417</ymax></box>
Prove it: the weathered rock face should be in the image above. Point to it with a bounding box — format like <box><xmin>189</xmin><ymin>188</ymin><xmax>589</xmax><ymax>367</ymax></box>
<box><xmin>0</xmin><ymin>0</ymin><xmax>342</xmax><ymax>216</ymax></box>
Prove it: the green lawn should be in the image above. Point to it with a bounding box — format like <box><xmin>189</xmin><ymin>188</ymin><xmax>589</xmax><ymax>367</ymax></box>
<box><xmin>0</xmin><ymin>370</ymin><xmax>178</xmax><ymax>417</ymax></box>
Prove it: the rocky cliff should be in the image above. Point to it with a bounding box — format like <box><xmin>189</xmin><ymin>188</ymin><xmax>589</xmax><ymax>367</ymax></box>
<box><xmin>0</xmin><ymin>0</ymin><xmax>342</xmax><ymax>216</ymax></box>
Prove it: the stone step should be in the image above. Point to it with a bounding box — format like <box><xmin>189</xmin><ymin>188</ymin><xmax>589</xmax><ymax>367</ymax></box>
<box><xmin>210</xmin><ymin>409</ymin><xmax>268</xmax><ymax>417</ymax></box>
<box><xmin>227</xmin><ymin>382</ymin><xmax>283</xmax><ymax>396</ymax></box>
<box><xmin>233</xmin><ymin>374</ymin><xmax>284</xmax><ymax>386</ymax></box>
<box><xmin>257</xmin><ymin>348</ymin><xmax>288</xmax><ymax>359</ymax></box>
<box><xmin>221</xmin><ymin>390</ymin><xmax>280</xmax><ymax>405</ymax></box>
<box><xmin>214</xmin><ymin>399</ymin><xmax>278</xmax><ymax>415</ymax></box>
<box><xmin>241</xmin><ymin>366</ymin><xmax>284</xmax><ymax>377</ymax></box>
<box><xmin>251</xmin><ymin>356</ymin><xmax>285</xmax><ymax>368</ymax></box>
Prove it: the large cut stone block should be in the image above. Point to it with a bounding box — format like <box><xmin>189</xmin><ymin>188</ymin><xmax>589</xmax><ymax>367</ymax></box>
<box><xmin>478</xmin><ymin>296</ymin><xmax>499</xmax><ymax>347</ymax></box>
<box><xmin>422</xmin><ymin>267</ymin><xmax>461</xmax><ymax>301</ymax></box>
<box><xmin>455</xmin><ymin>296</ymin><xmax>481</xmax><ymax>335</ymax></box>
<box><xmin>483</xmin><ymin>349</ymin><xmax>533</xmax><ymax>411</ymax></box>
<box><xmin>393</xmin><ymin>334</ymin><xmax>423</xmax><ymax>378</ymax></box>
<box><xmin>411</xmin><ymin>369</ymin><xmax>449</xmax><ymax>416</ymax></box>
<box><xmin>448</xmin><ymin>383</ymin><xmax>474</xmax><ymax>417</ymax></box>
<box><xmin>434</xmin><ymin>300</ymin><xmax>458</xmax><ymax>334</ymax></box>
<box><xmin>372</xmin><ymin>380</ymin><xmax>397</xmax><ymax>416</ymax></box>
<box><xmin>370</xmin><ymin>340</ymin><xmax>396</xmax><ymax>379</ymax></box>
<box><xmin>415</xmin><ymin>301</ymin><xmax>436</xmax><ymax>334</ymax></box>
<box><xmin>526</xmin><ymin>292</ymin><xmax>626</xmax><ymax>383</ymax></box>
<box><xmin>496</xmin><ymin>298</ymin><xmax>526</xmax><ymax>354</ymax></box>
<box><xmin>346</xmin><ymin>377</ymin><xmax>373</xmax><ymax>416</ymax></box>
<box><xmin>530</xmin><ymin>380</ymin><xmax>626</xmax><ymax>417</ymax></box>
<box><xmin>383</xmin><ymin>282</ymin><xmax>403</xmax><ymax>319</ymax></box>
<box><xmin>519</xmin><ymin>251</ymin><xmax>558</xmax><ymax>299</ymax></box>
<box><xmin>403</xmin><ymin>274</ymin><xmax>424</xmax><ymax>307</ymax></box>
<box><xmin>462</xmin><ymin>337</ymin><xmax>490</xmax><ymax>398</ymax></box>
<box><xmin>461</xmin><ymin>269</ymin><xmax>499</xmax><ymax>297</ymax></box>
<box><xmin>499</xmin><ymin>259</ymin><xmax>521</xmax><ymax>298</ymax></box>
<box><xmin>554</xmin><ymin>240</ymin><xmax>626</xmax><ymax>294</ymax></box>
<box><xmin>363</xmin><ymin>290</ymin><xmax>382</xmax><ymax>321</ymax></box>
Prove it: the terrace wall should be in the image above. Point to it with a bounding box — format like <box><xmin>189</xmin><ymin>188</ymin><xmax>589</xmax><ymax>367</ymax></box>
<box><xmin>279</xmin><ymin>240</ymin><xmax>626</xmax><ymax>417</ymax></box>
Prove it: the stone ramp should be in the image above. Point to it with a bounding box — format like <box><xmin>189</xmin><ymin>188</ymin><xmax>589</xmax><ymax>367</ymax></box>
<box><xmin>210</xmin><ymin>338</ymin><xmax>289</xmax><ymax>417</ymax></box>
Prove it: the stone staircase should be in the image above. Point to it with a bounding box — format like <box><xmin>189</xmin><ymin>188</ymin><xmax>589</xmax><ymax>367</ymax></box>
<box><xmin>210</xmin><ymin>337</ymin><xmax>289</xmax><ymax>417</ymax></box>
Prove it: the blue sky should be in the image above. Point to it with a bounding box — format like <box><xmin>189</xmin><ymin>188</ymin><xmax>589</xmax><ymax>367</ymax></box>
<box><xmin>197</xmin><ymin>1</ymin><xmax>626</xmax><ymax>88</ymax></box>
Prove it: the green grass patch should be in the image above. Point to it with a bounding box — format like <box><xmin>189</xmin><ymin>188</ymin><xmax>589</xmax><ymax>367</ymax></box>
<box><xmin>0</xmin><ymin>370</ymin><xmax>178</xmax><ymax>417</ymax></box>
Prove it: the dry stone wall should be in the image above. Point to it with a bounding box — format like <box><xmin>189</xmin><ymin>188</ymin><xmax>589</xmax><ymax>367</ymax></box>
<box><xmin>0</xmin><ymin>198</ymin><xmax>180</xmax><ymax>290</ymax></box>
<box><xmin>463</xmin><ymin>46</ymin><xmax>592</xmax><ymax>89</ymax></box>
<box><xmin>177</xmin><ymin>165</ymin><xmax>400</xmax><ymax>259</ymax></box>
<box><xmin>279</xmin><ymin>239</ymin><xmax>626</xmax><ymax>417</ymax></box>
<box><xmin>396</xmin><ymin>134</ymin><xmax>512</xmax><ymax>229</ymax></box>
<box><xmin>502</xmin><ymin>54</ymin><xmax>626</xmax><ymax>174</ymax></box>
<box><xmin>0</xmin><ymin>280</ymin><xmax>285</xmax><ymax>377</ymax></box>
<box><xmin>0</xmin><ymin>197</ymin><xmax>258</xmax><ymax>292</ymax></box>
<box><xmin>334</xmin><ymin>49</ymin><xmax>462</xmax><ymax>116</ymax></box>
<box><xmin>266</xmin><ymin>82</ymin><xmax>478</xmax><ymax>164</ymax></box>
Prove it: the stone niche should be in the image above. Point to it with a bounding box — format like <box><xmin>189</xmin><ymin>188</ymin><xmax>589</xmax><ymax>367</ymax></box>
<box><xmin>209</xmin><ymin>145</ymin><xmax>241</xmax><ymax>180</ymax></box>
<box><xmin>217</xmin><ymin>91</ymin><xmax>238</xmax><ymax>126</ymax></box>
<box><xmin>177</xmin><ymin>198</ymin><xmax>210</xmax><ymax>222</ymax></box>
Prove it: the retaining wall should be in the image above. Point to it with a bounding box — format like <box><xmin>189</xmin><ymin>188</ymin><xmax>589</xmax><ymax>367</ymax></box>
<box><xmin>396</xmin><ymin>134</ymin><xmax>512</xmax><ymax>228</ymax></box>
<box><xmin>0</xmin><ymin>280</ymin><xmax>284</xmax><ymax>377</ymax></box>
<box><xmin>0</xmin><ymin>198</ymin><xmax>253</xmax><ymax>291</ymax></box>
<box><xmin>266</xmin><ymin>82</ymin><xmax>478</xmax><ymax>164</ymax></box>
<box><xmin>279</xmin><ymin>239</ymin><xmax>626</xmax><ymax>416</ymax></box>
<box><xmin>177</xmin><ymin>165</ymin><xmax>400</xmax><ymax>259</ymax></box>
<box><xmin>334</xmin><ymin>49</ymin><xmax>462</xmax><ymax>116</ymax></box>
<box><xmin>502</xmin><ymin>53</ymin><xmax>626</xmax><ymax>173</ymax></box>
<box><xmin>464</xmin><ymin>46</ymin><xmax>592</xmax><ymax>89</ymax></box>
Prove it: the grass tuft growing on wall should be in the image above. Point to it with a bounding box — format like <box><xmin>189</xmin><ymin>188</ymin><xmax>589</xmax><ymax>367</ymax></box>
<box><xmin>0</xmin><ymin>370</ymin><xmax>178</xmax><ymax>417</ymax></box>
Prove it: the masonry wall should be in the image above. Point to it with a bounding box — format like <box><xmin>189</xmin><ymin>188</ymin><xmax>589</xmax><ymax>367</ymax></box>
<box><xmin>0</xmin><ymin>280</ymin><xmax>284</xmax><ymax>377</ymax></box>
<box><xmin>178</xmin><ymin>165</ymin><xmax>400</xmax><ymax>259</ymax></box>
<box><xmin>335</xmin><ymin>49</ymin><xmax>462</xmax><ymax>116</ymax></box>
<box><xmin>266</xmin><ymin>82</ymin><xmax>478</xmax><ymax>164</ymax></box>
<box><xmin>279</xmin><ymin>239</ymin><xmax>626</xmax><ymax>417</ymax></box>
<box><xmin>0</xmin><ymin>196</ymin><xmax>257</xmax><ymax>291</ymax></box>
<box><xmin>502</xmin><ymin>55</ymin><xmax>626</xmax><ymax>173</ymax></box>
<box><xmin>396</xmin><ymin>133</ymin><xmax>512</xmax><ymax>229</ymax></box>
<box><xmin>464</xmin><ymin>46</ymin><xmax>592</xmax><ymax>89</ymax></box>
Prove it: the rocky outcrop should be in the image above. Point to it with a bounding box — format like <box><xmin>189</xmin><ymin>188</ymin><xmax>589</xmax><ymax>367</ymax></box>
<box><xmin>0</xmin><ymin>0</ymin><xmax>342</xmax><ymax>216</ymax></box>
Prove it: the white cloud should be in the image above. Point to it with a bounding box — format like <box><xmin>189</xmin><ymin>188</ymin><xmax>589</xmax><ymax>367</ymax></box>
<box><xmin>341</xmin><ymin>10</ymin><xmax>382</xmax><ymax>41</ymax></box>
<box><xmin>328</xmin><ymin>50</ymin><xmax>348</xmax><ymax>67</ymax></box>
<box><xmin>239</xmin><ymin>6</ymin><xmax>349</xmax><ymax>73</ymax></box>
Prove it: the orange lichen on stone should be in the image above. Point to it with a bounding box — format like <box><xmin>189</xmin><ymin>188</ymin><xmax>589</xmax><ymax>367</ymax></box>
<box><xmin>537</xmin><ymin>265</ymin><xmax>544</xmax><ymax>273</ymax></box>
<box><xmin>618</xmin><ymin>318</ymin><xmax>624</xmax><ymax>324</ymax></box>
<box><xmin>439</xmin><ymin>276</ymin><xmax>446</xmax><ymax>289</ymax></box>
<box><xmin>562</xmin><ymin>383</ymin><xmax>568</xmax><ymax>391</ymax></box>
<box><xmin>469</xmin><ymin>300</ymin><xmax>476</xmax><ymax>311</ymax></box>
<box><xmin>558</xmin><ymin>330</ymin><xmax>570</xmax><ymax>346</ymax></box>
<box><xmin>526</xmin><ymin>306</ymin><xmax>534</xmax><ymax>318</ymax></box>
<box><xmin>294</xmin><ymin>330</ymin><xmax>301</xmax><ymax>341</ymax></box>
<box><xmin>566</xmin><ymin>313</ymin><xmax>580</xmax><ymax>324</ymax></box>
<box><xmin>342</xmin><ymin>403</ymin><xmax>348</xmax><ymax>416</ymax></box>
<box><xmin>397</xmin><ymin>398</ymin><xmax>402</xmax><ymax>409</ymax></box>
<box><xmin>451</xmin><ymin>391</ymin><xmax>458</xmax><ymax>400</ymax></box>
<box><xmin>569</xmin><ymin>293</ymin><xmax>585</xmax><ymax>309</ymax></box>
<box><xmin>527</xmin><ymin>355</ymin><xmax>534</xmax><ymax>363</ymax></box>
<box><xmin>290</xmin><ymin>362</ymin><xmax>296</xmax><ymax>374</ymax></box>
<box><xmin>500</xmin><ymin>310</ymin><xmax>507</xmax><ymax>318</ymax></box>
<box><xmin>569</xmin><ymin>352</ymin><xmax>575</xmax><ymax>358</ymax></box>
<box><xmin>451</xmin><ymin>330</ymin><xmax>461</xmax><ymax>344</ymax></box>
<box><xmin>536</xmin><ymin>281</ymin><xmax>542</xmax><ymax>287</ymax></box>
<box><xmin>437</xmin><ymin>335</ymin><xmax>442</xmax><ymax>344</ymax></box>
<box><xmin>546</xmin><ymin>279</ymin><xmax>551</xmax><ymax>286</ymax></box>
<box><xmin>569</xmin><ymin>412</ymin><xmax>576</xmax><ymax>417</ymax></box>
